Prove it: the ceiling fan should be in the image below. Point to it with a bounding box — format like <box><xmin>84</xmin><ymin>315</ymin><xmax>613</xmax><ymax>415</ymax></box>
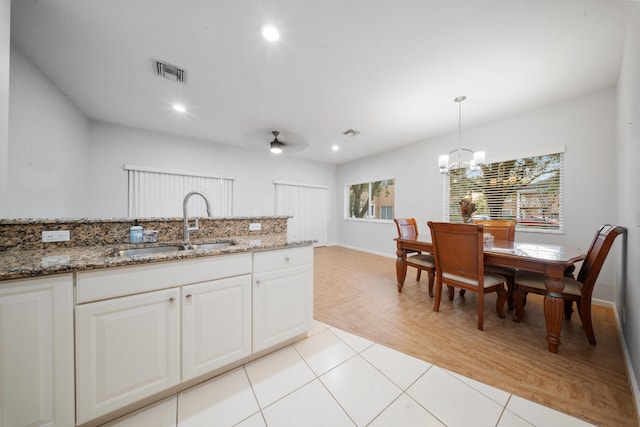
<box><xmin>269</xmin><ymin>130</ymin><xmax>284</xmax><ymax>154</ymax></box>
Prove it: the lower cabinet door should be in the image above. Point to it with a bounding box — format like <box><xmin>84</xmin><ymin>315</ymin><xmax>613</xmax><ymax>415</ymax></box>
<box><xmin>181</xmin><ymin>274</ymin><xmax>252</xmax><ymax>381</ymax></box>
<box><xmin>0</xmin><ymin>274</ymin><xmax>74</xmax><ymax>427</ymax></box>
<box><xmin>75</xmin><ymin>288</ymin><xmax>181</xmax><ymax>424</ymax></box>
<box><xmin>253</xmin><ymin>265</ymin><xmax>313</xmax><ymax>353</ymax></box>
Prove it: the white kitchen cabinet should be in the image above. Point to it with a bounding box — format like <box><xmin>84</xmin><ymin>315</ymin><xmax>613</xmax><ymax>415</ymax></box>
<box><xmin>252</xmin><ymin>247</ymin><xmax>313</xmax><ymax>353</ymax></box>
<box><xmin>75</xmin><ymin>253</ymin><xmax>253</xmax><ymax>424</ymax></box>
<box><xmin>181</xmin><ymin>274</ymin><xmax>252</xmax><ymax>381</ymax></box>
<box><xmin>75</xmin><ymin>288</ymin><xmax>181</xmax><ymax>425</ymax></box>
<box><xmin>0</xmin><ymin>274</ymin><xmax>74</xmax><ymax>427</ymax></box>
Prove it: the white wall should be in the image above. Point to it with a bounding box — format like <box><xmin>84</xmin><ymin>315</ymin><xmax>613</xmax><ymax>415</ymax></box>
<box><xmin>616</xmin><ymin>2</ymin><xmax>640</xmax><ymax>408</ymax></box>
<box><xmin>87</xmin><ymin>121</ymin><xmax>338</xmax><ymax>246</ymax></box>
<box><xmin>0</xmin><ymin>0</ymin><xmax>10</xmax><ymax>217</ymax></box>
<box><xmin>336</xmin><ymin>88</ymin><xmax>619</xmax><ymax>301</ymax></box>
<box><xmin>7</xmin><ymin>45</ymin><xmax>90</xmax><ymax>217</ymax></box>
<box><xmin>6</xmin><ymin>44</ymin><xmax>339</xmax><ymax>245</ymax></box>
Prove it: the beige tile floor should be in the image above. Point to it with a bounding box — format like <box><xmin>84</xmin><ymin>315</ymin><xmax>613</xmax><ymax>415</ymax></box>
<box><xmin>110</xmin><ymin>321</ymin><xmax>596</xmax><ymax>427</ymax></box>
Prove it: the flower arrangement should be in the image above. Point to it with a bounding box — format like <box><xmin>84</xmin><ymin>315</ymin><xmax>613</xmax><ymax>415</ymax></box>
<box><xmin>459</xmin><ymin>197</ymin><xmax>477</xmax><ymax>223</ymax></box>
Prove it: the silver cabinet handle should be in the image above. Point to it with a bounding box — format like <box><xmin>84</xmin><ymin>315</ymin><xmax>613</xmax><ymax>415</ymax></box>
<box><xmin>169</xmin><ymin>297</ymin><xmax>175</xmax><ymax>303</ymax></box>
<box><xmin>255</xmin><ymin>280</ymin><xmax>261</xmax><ymax>285</ymax></box>
<box><xmin>185</xmin><ymin>294</ymin><xmax>192</xmax><ymax>300</ymax></box>
<box><xmin>285</xmin><ymin>257</ymin><xmax>291</xmax><ymax>262</ymax></box>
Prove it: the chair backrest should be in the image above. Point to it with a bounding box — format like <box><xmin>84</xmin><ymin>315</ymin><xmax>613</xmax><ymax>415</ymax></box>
<box><xmin>428</xmin><ymin>221</ymin><xmax>484</xmax><ymax>280</ymax></box>
<box><xmin>394</xmin><ymin>218</ymin><xmax>419</xmax><ymax>240</ymax></box>
<box><xmin>473</xmin><ymin>219</ymin><xmax>516</xmax><ymax>241</ymax></box>
<box><xmin>577</xmin><ymin>224</ymin><xmax>626</xmax><ymax>298</ymax></box>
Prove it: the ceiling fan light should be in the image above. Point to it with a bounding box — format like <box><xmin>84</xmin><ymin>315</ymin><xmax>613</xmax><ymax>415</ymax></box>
<box><xmin>270</xmin><ymin>140</ymin><xmax>283</xmax><ymax>154</ymax></box>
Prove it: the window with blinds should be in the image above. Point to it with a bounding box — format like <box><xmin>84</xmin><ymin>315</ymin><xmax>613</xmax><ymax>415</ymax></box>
<box><xmin>445</xmin><ymin>150</ymin><xmax>564</xmax><ymax>232</ymax></box>
<box><xmin>126</xmin><ymin>165</ymin><xmax>234</xmax><ymax>217</ymax></box>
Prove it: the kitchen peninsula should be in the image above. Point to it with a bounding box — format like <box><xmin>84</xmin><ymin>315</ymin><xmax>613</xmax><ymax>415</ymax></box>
<box><xmin>0</xmin><ymin>216</ymin><xmax>315</xmax><ymax>426</ymax></box>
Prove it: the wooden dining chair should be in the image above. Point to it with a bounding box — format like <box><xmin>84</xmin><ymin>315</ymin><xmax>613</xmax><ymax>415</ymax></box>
<box><xmin>513</xmin><ymin>224</ymin><xmax>626</xmax><ymax>345</ymax></box>
<box><xmin>428</xmin><ymin>221</ymin><xmax>507</xmax><ymax>330</ymax></box>
<box><xmin>473</xmin><ymin>219</ymin><xmax>517</xmax><ymax>308</ymax></box>
<box><xmin>394</xmin><ymin>218</ymin><xmax>436</xmax><ymax>296</ymax></box>
<box><xmin>472</xmin><ymin>219</ymin><xmax>516</xmax><ymax>241</ymax></box>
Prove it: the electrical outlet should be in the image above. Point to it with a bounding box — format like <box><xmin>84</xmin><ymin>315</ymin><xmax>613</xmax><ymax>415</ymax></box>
<box><xmin>249</xmin><ymin>223</ymin><xmax>262</xmax><ymax>231</ymax></box>
<box><xmin>42</xmin><ymin>230</ymin><xmax>70</xmax><ymax>242</ymax></box>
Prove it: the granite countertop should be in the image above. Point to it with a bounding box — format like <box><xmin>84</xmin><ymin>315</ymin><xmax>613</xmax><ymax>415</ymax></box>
<box><xmin>0</xmin><ymin>233</ymin><xmax>315</xmax><ymax>281</ymax></box>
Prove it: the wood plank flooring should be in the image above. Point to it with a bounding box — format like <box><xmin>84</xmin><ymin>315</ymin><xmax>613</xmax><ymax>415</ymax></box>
<box><xmin>313</xmin><ymin>246</ymin><xmax>638</xmax><ymax>427</ymax></box>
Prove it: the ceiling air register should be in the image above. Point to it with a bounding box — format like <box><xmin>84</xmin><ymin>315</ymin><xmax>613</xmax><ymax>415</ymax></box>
<box><xmin>153</xmin><ymin>58</ymin><xmax>186</xmax><ymax>83</ymax></box>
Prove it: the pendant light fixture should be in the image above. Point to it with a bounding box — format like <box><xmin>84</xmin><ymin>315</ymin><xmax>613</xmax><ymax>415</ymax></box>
<box><xmin>438</xmin><ymin>96</ymin><xmax>485</xmax><ymax>175</ymax></box>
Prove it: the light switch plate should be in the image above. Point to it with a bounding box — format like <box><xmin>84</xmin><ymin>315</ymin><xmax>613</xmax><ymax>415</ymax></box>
<box><xmin>249</xmin><ymin>223</ymin><xmax>262</xmax><ymax>231</ymax></box>
<box><xmin>42</xmin><ymin>230</ymin><xmax>70</xmax><ymax>242</ymax></box>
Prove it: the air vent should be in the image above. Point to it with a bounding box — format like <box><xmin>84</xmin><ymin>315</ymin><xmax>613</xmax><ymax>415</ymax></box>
<box><xmin>152</xmin><ymin>58</ymin><xmax>186</xmax><ymax>83</ymax></box>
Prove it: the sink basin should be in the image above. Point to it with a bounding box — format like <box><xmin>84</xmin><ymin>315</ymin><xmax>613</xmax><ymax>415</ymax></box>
<box><xmin>110</xmin><ymin>246</ymin><xmax>183</xmax><ymax>257</ymax></box>
<box><xmin>185</xmin><ymin>241</ymin><xmax>236</xmax><ymax>251</ymax></box>
<box><xmin>110</xmin><ymin>241</ymin><xmax>236</xmax><ymax>257</ymax></box>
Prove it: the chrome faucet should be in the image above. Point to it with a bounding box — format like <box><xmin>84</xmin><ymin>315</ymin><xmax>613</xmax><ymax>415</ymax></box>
<box><xmin>183</xmin><ymin>191</ymin><xmax>212</xmax><ymax>244</ymax></box>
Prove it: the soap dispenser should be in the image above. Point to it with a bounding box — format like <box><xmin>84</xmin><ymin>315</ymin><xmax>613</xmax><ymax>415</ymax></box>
<box><xmin>130</xmin><ymin>220</ymin><xmax>144</xmax><ymax>243</ymax></box>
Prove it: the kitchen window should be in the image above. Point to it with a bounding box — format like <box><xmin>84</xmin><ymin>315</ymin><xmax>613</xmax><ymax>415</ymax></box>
<box><xmin>444</xmin><ymin>150</ymin><xmax>564</xmax><ymax>232</ymax></box>
<box><xmin>346</xmin><ymin>179</ymin><xmax>395</xmax><ymax>221</ymax></box>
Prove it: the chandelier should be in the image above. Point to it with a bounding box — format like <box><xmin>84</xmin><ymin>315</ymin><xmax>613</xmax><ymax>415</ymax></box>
<box><xmin>438</xmin><ymin>96</ymin><xmax>485</xmax><ymax>175</ymax></box>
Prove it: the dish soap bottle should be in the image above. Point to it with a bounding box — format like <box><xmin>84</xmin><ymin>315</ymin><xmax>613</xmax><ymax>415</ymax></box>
<box><xmin>130</xmin><ymin>220</ymin><xmax>144</xmax><ymax>243</ymax></box>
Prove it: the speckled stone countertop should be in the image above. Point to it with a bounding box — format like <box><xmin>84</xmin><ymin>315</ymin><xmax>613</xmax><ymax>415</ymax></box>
<box><xmin>0</xmin><ymin>233</ymin><xmax>315</xmax><ymax>281</ymax></box>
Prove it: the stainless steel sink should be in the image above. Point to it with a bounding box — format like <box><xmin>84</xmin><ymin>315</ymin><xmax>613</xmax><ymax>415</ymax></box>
<box><xmin>110</xmin><ymin>246</ymin><xmax>183</xmax><ymax>257</ymax></box>
<box><xmin>185</xmin><ymin>241</ymin><xmax>236</xmax><ymax>251</ymax></box>
<box><xmin>110</xmin><ymin>241</ymin><xmax>236</xmax><ymax>257</ymax></box>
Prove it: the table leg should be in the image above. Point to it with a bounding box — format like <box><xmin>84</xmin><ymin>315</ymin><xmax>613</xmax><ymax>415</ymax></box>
<box><xmin>543</xmin><ymin>271</ymin><xmax>566</xmax><ymax>353</ymax></box>
<box><xmin>396</xmin><ymin>245</ymin><xmax>408</xmax><ymax>293</ymax></box>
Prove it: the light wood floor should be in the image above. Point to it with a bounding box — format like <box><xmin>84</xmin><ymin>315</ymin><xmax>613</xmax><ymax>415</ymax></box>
<box><xmin>313</xmin><ymin>246</ymin><xmax>638</xmax><ymax>427</ymax></box>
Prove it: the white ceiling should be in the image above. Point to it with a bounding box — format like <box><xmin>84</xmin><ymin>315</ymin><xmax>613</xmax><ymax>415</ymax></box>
<box><xmin>10</xmin><ymin>0</ymin><xmax>629</xmax><ymax>164</ymax></box>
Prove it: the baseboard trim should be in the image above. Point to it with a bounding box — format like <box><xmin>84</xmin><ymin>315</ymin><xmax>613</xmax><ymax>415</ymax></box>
<box><xmin>591</xmin><ymin>297</ymin><xmax>613</xmax><ymax>307</ymax></box>
<box><xmin>613</xmin><ymin>304</ymin><xmax>640</xmax><ymax>421</ymax></box>
<box><xmin>333</xmin><ymin>243</ymin><xmax>395</xmax><ymax>259</ymax></box>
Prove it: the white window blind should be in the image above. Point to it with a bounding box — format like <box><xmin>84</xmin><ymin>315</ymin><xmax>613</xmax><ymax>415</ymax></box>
<box><xmin>126</xmin><ymin>165</ymin><xmax>233</xmax><ymax>217</ymax></box>
<box><xmin>274</xmin><ymin>181</ymin><xmax>328</xmax><ymax>246</ymax></box>
<box><xmin>444</xmin><ymin>150</ymin><xmax>564</xmax><ymax>232</ymax></box>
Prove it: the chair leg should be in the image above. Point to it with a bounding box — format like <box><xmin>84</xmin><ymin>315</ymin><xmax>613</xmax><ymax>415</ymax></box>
<box><xmin>496</xmin><ymin>286</ymin><xmax>507</xmax><ymax>319</ymax></box>
<box><xmin>448</xmin><ymin>285</ymin><xmax>455</xmax><ymax>301</ymax></box>
<box><xmin>564</xmin><ymin>299</ymin><xmax>574</xmax><ymax>320</ymax></box>
<box><xmin>477</xmin><ymin>291</ymin><xmax>484</xmax><ymax>331</ymax></box>
<box><xmin>505</xmin><ymin>276</ymin><xmax>515</xmax><ymax>310</ymax></box>
<box><xmin>513</xmin><ymin>288</ymin><xmax>525</xmax><ymax>323</ymax></box>
<box><xmin>434</xmin><ymin>279</ymin><xmax>442</xmax><ymax>312</ymax></box>
<box><xmin>416</xmin><ymin>269</ymin><xmax>422</xmax><ymax>281</ymax></box>
<box><xmin>427</xmin><ymin>270</ymin><xmax>434</xmax><ymax>297</ymax></box>
<box><xmin>579</xmin><ymin>298</ymin><xmax>596</xmax><ymax>345</ymax></box>
<box><xmin>459</xmin><ymin>289</ymin><xmax>466</xmax><ymax>297</ymax></box>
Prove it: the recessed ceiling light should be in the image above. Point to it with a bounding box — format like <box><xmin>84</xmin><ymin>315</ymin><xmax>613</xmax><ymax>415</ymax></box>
<box><xmin>261</xmin><ymin>25</ymin><xmax>280</xmax><ymax>42</ymax></box>
<box><xmin>173</xmin><ymin>104</ymin><xmax>186</xmax><ymax>113</ymax></box>
<box><xmin>331</xmin><ymin>144</ymin><xmax>340</xmax><ymax>151</ymax></box>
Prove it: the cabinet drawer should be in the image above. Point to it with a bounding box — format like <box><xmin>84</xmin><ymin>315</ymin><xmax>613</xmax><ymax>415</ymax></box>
<box><xmin>77</xmin><ymin>253</ymin><xmax>252</xmax><ymax>303</ymax></box>
<box><xmin>253</xmin><ymin>246</ymin><xmax>312</xmax><ymax>273</ymax></box>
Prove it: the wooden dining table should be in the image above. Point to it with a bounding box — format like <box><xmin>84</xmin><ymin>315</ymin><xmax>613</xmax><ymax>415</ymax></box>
<box><xmin>395</xmin><ymin>237</ymin><xmax>585</xmax><ymax>353</ymax></box>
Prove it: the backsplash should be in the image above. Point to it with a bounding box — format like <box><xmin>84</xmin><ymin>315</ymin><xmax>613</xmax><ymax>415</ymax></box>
<box><xmin>0</xmin><ymin>217</ymin><xmax>289</xmax><ymax>251</ymax></box>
